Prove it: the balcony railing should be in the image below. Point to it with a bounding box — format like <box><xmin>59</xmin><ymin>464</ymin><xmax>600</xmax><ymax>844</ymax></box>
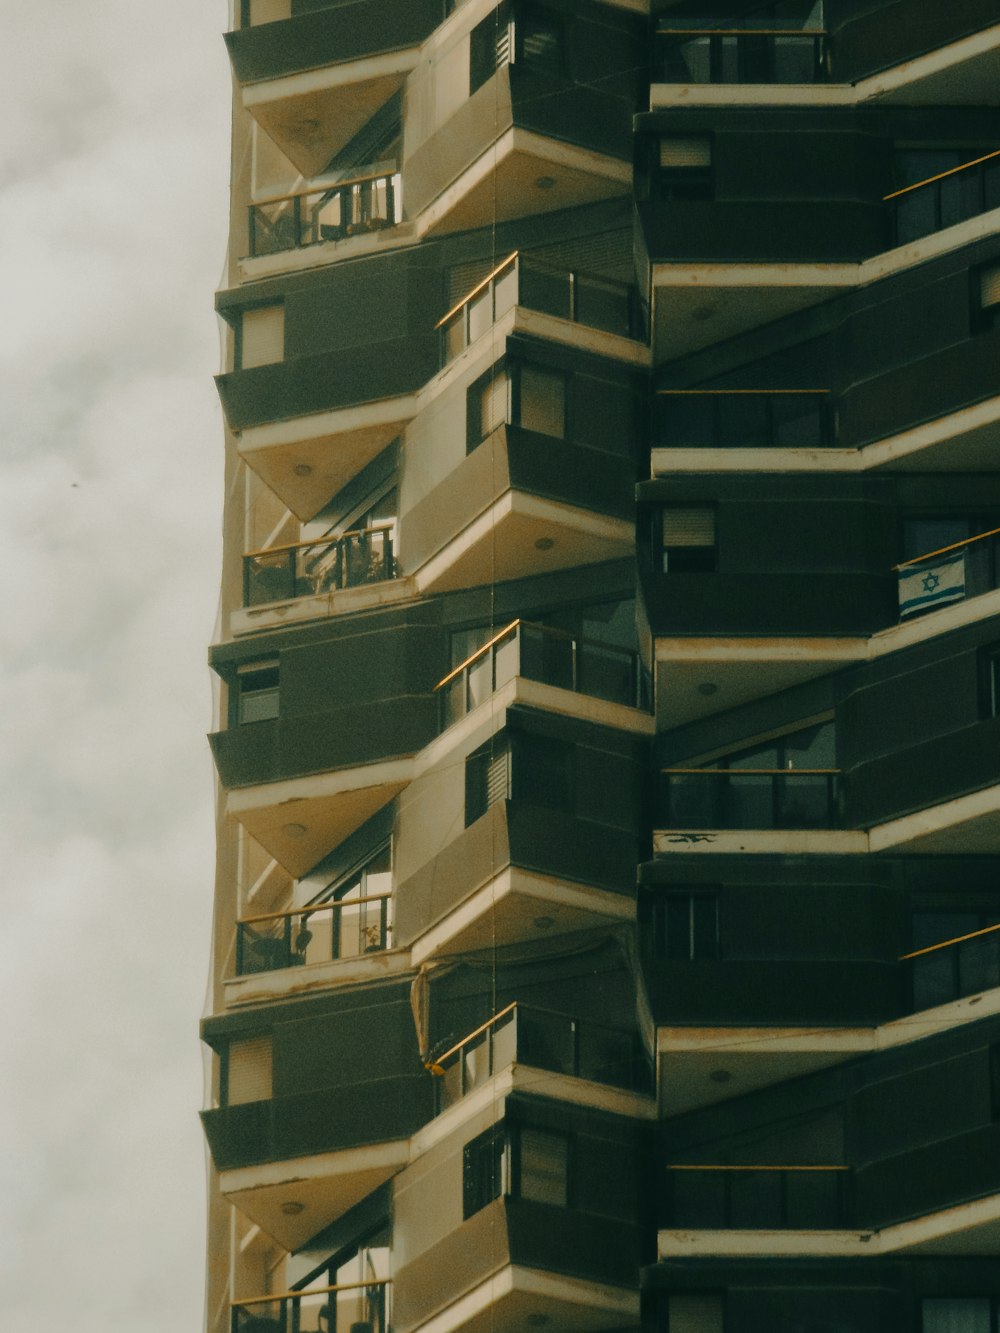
<box><xmin>654</xmin><ymin>388</ymin><xmax>833</xmax><ymax>449</ymax></box>
<box><xmin>435</xmin><ymin>620</ymin><xmax>644</xmax><ymax>729</ymax></box>
<box><xmin>248</xmin><ymin>168</ymin><xmax>401</xmax><ymax>258</ymax></box>
<box><xmin>437</xmin><ymin>252</ymin><xmax>641</xmax><ymax>366</ymax></box>
<box><xmin>232</xmin><ymin>1279</ymin><xmax>391</xmax><ymax>1333</ymax></box>
<box><xmin>896</xmin><ymin>526</ymin><xmax>1000</xmax><ymax>619</ymax></box>
<box><xmin>904</xmin><ymin>922</ymin><xmax>1000</xmax><ymax>1012</ymax></box>
<box><xmin>887</xmin><ymin>149</ymin><xmax>1000</xmax><ymax>247</ymax></box>
<box><xmin>659</xmin><ymin>768</ymin><xmax>841</xmax><ymax>830</ymax></box>
<box><xmin>664</xmin><ymin>1164</ymin><xmax>850</xmax><ymax>1229</ymax></box>
<box><xmin>235</xmin><ymin>894</ymin><xmax>392</xmax><ymax>976</ymax></box>
<box><xmin>427</xmin><ymin>1002</ymin><xmax>652</xmax><ymax>1114</ymax></box>
<box><xmin>243</xmin><ymin>525</ymin><xmax>396</xmax><ymax>607</ymax></box>
<box><xmin>656</xmin><ymin>28</ymin><xmax>828</xmax><ymax>84</ymax></box>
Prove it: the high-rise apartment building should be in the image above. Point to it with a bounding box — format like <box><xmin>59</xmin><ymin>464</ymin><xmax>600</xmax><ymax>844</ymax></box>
<box><xmin>202</xmin><ymin>3</ymin><xmax>1000</xmax><ymax>1331</ymax></box>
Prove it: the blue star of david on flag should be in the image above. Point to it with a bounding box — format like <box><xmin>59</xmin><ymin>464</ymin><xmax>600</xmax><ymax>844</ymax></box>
<box><xmin>898</xmin><ymin>551</ymin><xmax>966</xmax><ymax>618</ymax></box>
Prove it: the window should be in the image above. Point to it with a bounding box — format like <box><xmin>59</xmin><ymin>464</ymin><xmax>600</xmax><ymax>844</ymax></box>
<box><xmin>977</xmin><ymin>262</ymin><xmax>1000</xmax><ymax>331</ymax></box>
<box><xmin>511</xmin><ymin>732</ymin><xmax>574</xmax><ymax>811</ymax></box>
<box><xmin>463</xmin><ymin>1123</ymin><xmax>569</xmax><ymax>1218</ymax></box>
<box><xmin>225</xmin><ymin>1036</ymin><xmax>272</xmax><ymax>1106</ymax></box>
<box><xmin>237</xmin><ymin>303</ymin><xmax>284</xmax><ymax>370</ymax></box>
<box><xmin>921</xmin><ymin>1298</ymin><xmax>994</xmax><ymax>1333</ymax></box>
<box><xmin>304</xmin><ymin>843</ymin><xmax>393</xmax><ymax>961</ymax></box>
<box><xmin>240</xmin><ymin>0</ymin><xmax>290</xmax><ymax>28</ymax></box>
<box><xmin>661</xmin><ymin>507</ymin><xmax>716</xmax><ymax>573</ymax></box>
<box><xmin>987</xmin><ymin>645</ymin><xmax>1000</xmax><ymax>717</ymax></box>
<box><xmin>236</xmin><ymin>660</ymin><xmax>279</xmax><ymax>724</ymax></box>
<box><xmin>467</xmin><ymin>362</ymin><xmax>510</xmax><ymax>451</ymax></box>
<box><xmin>517</xmin><ymin>1126</ymin><xmax>569</xmax><ymax>1206</ymax></box>
<box><xmin>465</xmin><ymin>737</ymin><xmax>511</xmax><ymax>826</ymax></box>
<box><xmin>516</xmin><ymin>364</ymin><xmax>566</xmax><ymax>438</ymax></box>
<box><xmin>470</xmin><ymin>3</ymin><xmax>515</xmax><ymax>93</ymax></box>
<box><xmin>464</xmin><ymin>1125</ymin><xmax>509</xmax><ymax>1217</ymax></box>
<box><xmin>909</xmin><ymin>907</ymin><xmax>1000</xmax><ymax>1011</ymax></box>
<box><xmin>658</xmin><ymin>138</ymin><xmax>712</xmax><ymax>201</ymax></box>
<box><xmin>649</xmin><ymin>892</ymin><xmax>720</xmax><ymax>961</ymax></box>
<box><xmin>901</xmin><ymin>513</ymin><xmax>999</xmax><ymax>605</ymax></box>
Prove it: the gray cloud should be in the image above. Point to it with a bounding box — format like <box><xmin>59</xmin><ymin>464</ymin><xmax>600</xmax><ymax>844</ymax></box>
<box><xmin>1</xmin><ymin>3</ymin><xmax>231</xmax><ymax>1328</ymax></box>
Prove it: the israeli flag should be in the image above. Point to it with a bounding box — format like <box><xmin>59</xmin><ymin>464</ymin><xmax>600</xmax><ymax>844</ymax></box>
<box><xmin>898</xmin><ymin>551</ymin><xmax>966</xmax><ymax>618</ymax></box>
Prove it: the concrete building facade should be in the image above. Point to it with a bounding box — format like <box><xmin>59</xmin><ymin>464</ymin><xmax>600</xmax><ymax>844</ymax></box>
<box><xmin>202</xmin><ymin>3</ymin><xmax>1000</xmax><ymax>1330</ymax></box>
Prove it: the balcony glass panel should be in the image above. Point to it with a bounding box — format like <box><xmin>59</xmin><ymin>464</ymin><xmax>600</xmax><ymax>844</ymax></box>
<box><xmin>909</xmin><ymin>916</ymin><xmax>1000</xmax><ymax>1010</ymax></box>
<box><xmin>654</xmin><ymin>391</ymin><xmax>831</xmax><ymax>449</ymax></box>
<box><xmin>891</xmin><ymin>151</ymin><xmax>1000</xmax><ymax>246</ymax></box>
<box><xmin>243</xmin><ymin>524</ymin><xmax>397</xmax><ymax>607</ymax></box>
<box><xmin>436</xmin><ymin>621</ymin><xmax>642</xmax><ymax>730</ymax></box>
<box><xmin>248</xmin><ymin>169</ymin><xmax>401</xmax><ymax>258</ymax></box>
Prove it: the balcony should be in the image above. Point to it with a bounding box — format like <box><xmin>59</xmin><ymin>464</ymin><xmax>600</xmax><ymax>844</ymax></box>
<box><xmin>232</xmin><ymin>1279</ymin><xmax>390</xmax><ymax>1333</ymax></box>
<box><xmin>427</xmin><ymin>1003</ymin><xmax>651</xmax><ymax>1115</ymax></box>
<box><xmin>663</xmin><ymin>1165</ymin><xmax>850</xmax><ymax>1231</ymax></box>
<box><xmin>438</xmin><ymin>253</ymin><xmax>642</xmax><ymax>368</ymax></box>
<box><xmin>905</xmin><ymin>922</ymin><xmax>1000</xmax><ymax>1011</ymax></box>
<box><xmin>247</xmin><ymin>168</ymin><xmax>401</xmax><ymax>258</ymax></box>
<box><xmin>658</xmin><ymin>767</ymin><xmax>841</xmax><ymax>832</ymax></box>
<box><xmin>235</xmin><ymin>892</ymin><xmax>392</xmax><ymax>977</ymax></box>
<box><xmin>888</xmin><ymin>150</ymin><xmax>1000</xmax><ymax>248</ymax></box>
<box><xmin>897</xmin><ymin>526</ymin><xmax>1000</xmax><ymax>620</ymax></box>
<box><xmin>243</xmin><ymin>525</ymin><xmax>396</xmax><ymax>608</ymax></box>
<box><xmin>435</xmin><ymin>620</ymin><xmax>644</xmax><ymax>732</ymax></box>
<box><xmin>655</xmin><ymin>26</ymin><xmax>828</xmax><ymax>86</ymax></box>
<box><xmin>224</xmin><ymin>0</ymin><xmax>440</xmax><ymax>176</ymax></box>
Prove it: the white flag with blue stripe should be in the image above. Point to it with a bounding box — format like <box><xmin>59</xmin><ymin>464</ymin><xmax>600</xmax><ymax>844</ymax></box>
<box><xmin>898</xmin><ymin>551</ymin><xmax>966</xmax><ymax>618</ymax></box>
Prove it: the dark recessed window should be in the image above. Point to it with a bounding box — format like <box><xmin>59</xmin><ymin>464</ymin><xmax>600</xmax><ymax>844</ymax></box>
<box><xmin>649</xmin><ymin>892</ymin><xmax>720</xmax><ymax>961</ymax></box>
<box><xmin>658</xmin><ymin>137</ymin><xmax>713</xmax><ymax>201</ymax></box>
<box><xmin>464</xmin><ymin>1125</ymin><xmax>509</xmax><ymax>1218</ymax></box>
<box><xmin>465</xmin><ymin>737</ymin><xmax>511</xmax><ymax>826</ymax></box>
<box><xmin>661</xmin><ymin>507</ymin><xmax>717</xmax><ymax>573</ymax></box>
<box><xmin>516</xmin><ymin>1126</ymin><xmax>570</xmax><ymax>1206</ymax></box>
<box><xmin>516</xmin><ymin>363</ymin><xmax>567</xmax><ymax>439</ymax></box>
<box><xmin>236</xmin><ymin>660</ymin><xmax>279</xmax><ymax>724</ymax></box>
<box><xmin>470</xmin><ymin>3</ymin><xmax>515</xmax><ymax>94</ymax></box>
<box><xmin>467</xmin><ymin>361</ymin><xmax>510</xmax><ymax>452</ymax></box>
<box><xmin>519</xmin><ymin>6</ymin><xmax>564</xmax><ymax>77</ymax></box>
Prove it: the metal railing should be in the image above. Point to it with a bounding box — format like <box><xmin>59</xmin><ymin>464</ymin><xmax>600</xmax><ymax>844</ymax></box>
<box><xmin>243</xmin><ymin>525</ymin><xmax>396</xmax><ymax>607</ymax></box>
<box><xmin>664</xmin><ymin>1164</ymin><xmax>850</xmax><ymax>1229</ymax></box>
<box><xmin>659</xmin><ymin>768</ymin><xmax>841</xmax><ymax>830</ymax></box>
<box><xmin>903</xmin><ymin>922</ymin><xmax>1000</xmax><ymax>1012</ymax></box>
<box><xmin>896</xmin><ymin>525</ymin><xmax>1000</xmax><ymax>619</ymax></box>
<box><xmin>654</xmin><ymin>388</ymin><xmax>833</xmax><ymax>449</ymax></box>
<box><xmin>435</xmin><ymin>619</ymin><xmax>643</xmax><ymax>729</ymax></box>
<box><xmin>887</xmin><ymin>149</ymin><xmax>1000</xmax><ymax>247</ymax></box>
<box><xmin>232</xmin><ymin>1279</ymin><xmax>390</xmax><ymax>1333</ymax></box>
<box><xmin>248</xmin><ymin>168</ymin><xmax>401</xmax><ymax>258</ymax></box>
<box><xmin>427</xmin><ymin>1003</ymin><xmax>651</xmax><ymax>1113</ymax></box>
<box><xmin>656</xmin><ymin>28</ymin><xmax>827</xmax><ymax>84</ymax></box>
<box><xmin>437</xmin><ymin>252</ymin><xmax>641</xmax><ymax>365</ymax></box>
<box><xmin>235</xmin><ymin>894</ymin><xmax>392</xmax><ymax>976</ymax></box>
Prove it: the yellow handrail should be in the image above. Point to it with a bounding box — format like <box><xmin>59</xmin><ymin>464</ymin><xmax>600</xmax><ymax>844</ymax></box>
<box><xmin>426</xmin><ymin>1001</ymin><xmax>518</xmax><ymax>1074</ymax></box>
<box><xmin>233</xmin><ymin>1278</ymin><xmax>391</xmax><ymax>1308</ymax></box>
<box><xmin>244</xmin><ymin>522</ymin><xmax>393</xmax><ymax>562</ymax></box>
<box><xmin>893</xmin><ymin>523</ymin><xmax>1000</xmax><ymax>571</ymax></box>
<box><xmin>239</xmin><ymin>893</ymin><xmax>392</xmax><ymax>927</ymax></box>
<box><xmin>434</xmin><ymin>621</ymin><xmax>521</xmax><ymax>691</ymax></box>
<box><xmin>435</xmin><ymin>252</ymin><xmax>519</xmax><ymax>329</ymax></box>
<box><xmin>666</xmin><ymin>1163</ymin><xmax>848</xmax><ymax>1172</ymax></box>
<box><xmin>900</xmin><ymin>920</ymin><xmax>1000</xmax><ymax>961</ymax></box>
<box><xmin>252</xmin><ymin>168</ymin><xmax>398</xmax><ymax>209</ymax></box>
<box><xmin>884</xmin><ymin>148</ymin><xmax>1000</xmax><ymax>201</ymax></box>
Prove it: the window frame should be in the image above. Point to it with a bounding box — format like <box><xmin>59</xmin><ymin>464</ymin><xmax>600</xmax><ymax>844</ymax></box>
<box><xmin>235</xmin><ymin>659</ymin><xmax>280</xmax><ymax>725</ymax></box>
<box><xmin>463</xmin><ymin>1122</ymin><xmax>572</xmax><ymax>1219</ymax></box>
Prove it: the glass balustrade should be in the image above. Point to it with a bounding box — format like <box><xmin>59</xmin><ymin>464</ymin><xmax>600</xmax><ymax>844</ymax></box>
<box><xmin>236</xmin><ymin>893</ymin><xmax>392</xmax><ymax>976</ymax></box>
<box><xmin>438</xmin><ymin>253</ymin><xmax>640</xmax><ymax>366</ymax></box>
<box><xmin>429</xmin><ymin>1003</ymin><xmax>651</xmax><ymax>1114</ymax></box>
<box><xmin>243</xmin><ymin>525</ymin><xmax>396</xmax><ymax>607</ymax></box>
<box><xmin>436</xmin><ymin>620</ymin><xmax>642</xmax><ymax>729</ymax></box>
<box><xmin>654</xmin><ymin>389</ymin><xmax>832</xmax><ymax>448</ymax></box>
<box><xmin>906</xmin><ymin>925</ymin><xmax>1000</xmax><ymax>1011</ymax></box>
<box><xmin>889</xmin><ymin>150</ymin><xmax>1000</xmax><ymax>246</ymax></box>
<box><xmin>664</xmin><ymin>1166</ymin><xmax>849</xmax><ymax>1229</ymax></box>
<box><xmin>248</xmin><ymin>168</ymin><xmax>401</xmax><ymax>257</ymax></box>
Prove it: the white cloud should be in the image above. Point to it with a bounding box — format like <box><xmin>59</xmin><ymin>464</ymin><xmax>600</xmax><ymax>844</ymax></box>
<box><xmin>1</xmin><ymin>3</ymin><xmax>230</xmax><ymax>1329</ymax></box>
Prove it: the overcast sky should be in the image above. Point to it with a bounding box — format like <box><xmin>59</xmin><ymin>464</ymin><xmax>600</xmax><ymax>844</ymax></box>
<box><xmin>0</xmin><ymin>4</ymin><xmax>231</xmax><ymax>1328</ymax></box>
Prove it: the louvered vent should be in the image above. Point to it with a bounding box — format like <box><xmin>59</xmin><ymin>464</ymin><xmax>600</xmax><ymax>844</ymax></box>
<box><xmin>228</xmin><ymin>1037</ymin><xmax>272</xmax><ymax>1106</ymax></box>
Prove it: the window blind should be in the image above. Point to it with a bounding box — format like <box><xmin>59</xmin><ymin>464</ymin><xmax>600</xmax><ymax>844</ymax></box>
<box><xmin>228</xmin><ymin>1036</ymin><xmax>273</xmax><ymax>1105</ymax></box>
<box><xmin>663</xmin><ymin>508</ymin><xmax>716</xmax><ymax>546</ymax></box>
<box><xmin>660</xmin><ymin>138</ymin><xmax>712</xmax><ymax>169</ymax></box>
